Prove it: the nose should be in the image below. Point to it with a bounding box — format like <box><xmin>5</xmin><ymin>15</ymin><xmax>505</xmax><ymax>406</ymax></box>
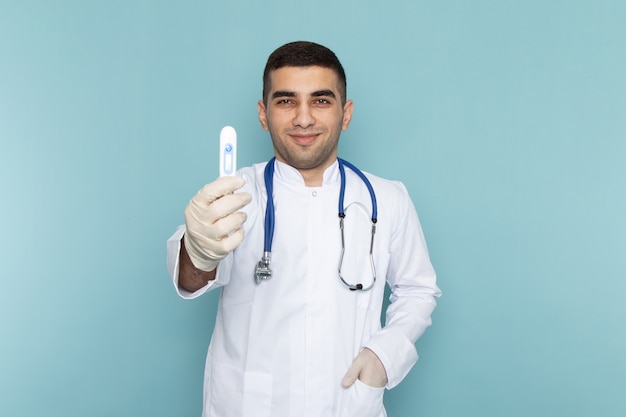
<box><xmin>293</xmin><ymin>102</ymin><xmax>315</xmax><ymax>128</ymax></box>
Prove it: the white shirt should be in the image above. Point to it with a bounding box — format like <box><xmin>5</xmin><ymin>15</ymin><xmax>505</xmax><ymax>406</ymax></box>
<box><xmin>167</xmin><ymin>160</ymin><xmax>441</xmax><ymax>417</ymax></box>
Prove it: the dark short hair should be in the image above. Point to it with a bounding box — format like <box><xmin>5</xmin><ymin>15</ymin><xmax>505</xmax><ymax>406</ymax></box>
<box><xmin>262</xmin><ymin>41</ymin><xmax>347</xmax><ymax>104</ymax></box>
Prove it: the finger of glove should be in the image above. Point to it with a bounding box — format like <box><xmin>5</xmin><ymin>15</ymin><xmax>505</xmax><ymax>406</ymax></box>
<box><xmin>186</xmin><ymin>224</ymin><xmax>245</xmax><ymax>262</ymax></box>
<box><xmin>187</xmin><ymin>191</ymin><xmax>252</xmax><ymax>226</ymax></box>
<box><xmin>341</xmin><ymin>358</ymin><xmax>363</xmax><ymax>388</ymax></box>
<box><xmin>183</xmin><ymin>233</ymin><xmax>221</xmax><ymax>271</ymax></box>
<box><xmin>209</xmin><ymin>226</ymin><xmax>245</xmax><ymax>255</ymax></box>
<box><xmin>354</xmin><ymin>349</ymin><xmax>388</xmax><ymax>388</ymax></box>
<box><xmin>197</xmin><ymin>176</ymin><xmax>246</xmax><ymax>204</ymax></box>
<box><xmin>186</xmin><ymin>207</ymin><xmax>247</xmax><ymax>243</ymax></box>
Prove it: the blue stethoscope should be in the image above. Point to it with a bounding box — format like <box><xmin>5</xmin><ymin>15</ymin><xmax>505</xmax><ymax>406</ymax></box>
<box><xmin>254</xmin><ymin>157</ymin><xmax>378</xmax><ymax>291</ymax></box>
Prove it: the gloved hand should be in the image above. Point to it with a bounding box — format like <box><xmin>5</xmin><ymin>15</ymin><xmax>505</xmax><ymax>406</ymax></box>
<box><xmin>342</xmin><ymin>348</ymin><xmax>388</xmax><ymax>389</ymax></box>
<box><xmin>183</xmin><ymin>176</ymin><xmax>252</xmax><ymax>271</ymax></box>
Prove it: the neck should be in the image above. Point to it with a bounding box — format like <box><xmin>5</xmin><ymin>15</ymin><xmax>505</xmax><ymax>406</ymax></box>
<box><xmin>299</xmin><ymin>169</ymin><xmax>324</xmax><ymax>187</ymax></box>
<box><xmin>271</xmin><ymin>157</ymin><xmax>340</xmax><ymax>187</ymax></box>
<box><xmin>274</xmin><ymin>158</ymin><xmax>337</xmax><ymax>187</ymax></box>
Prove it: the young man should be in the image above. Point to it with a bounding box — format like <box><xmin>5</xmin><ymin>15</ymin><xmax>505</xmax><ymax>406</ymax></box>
<box><xmin>167</xmin><ymin>41</ymin><xmax>441</xmax><ymax>417</ymax></box>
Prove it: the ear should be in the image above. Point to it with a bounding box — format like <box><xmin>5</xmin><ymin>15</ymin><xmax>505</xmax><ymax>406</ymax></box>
<box><xmin>342</xmin><ymin>100</ymin><xmax>354</xmax><ymax>130</ymax></box>
<box><xmin>258</xmin><ymin>100</ymin><xmax>269</xmax><ymax>131</ymax></box>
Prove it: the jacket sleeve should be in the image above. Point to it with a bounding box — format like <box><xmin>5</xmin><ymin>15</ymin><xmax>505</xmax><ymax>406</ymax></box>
<box><xmin>363</xmin><ymin>181</ymin><xmax>441</xmax><ymax>388</ymax></box>
<box><xmin>166</xmin><ymin>225</ymin><xmax>231</xmax><ymax>299</ymax></box>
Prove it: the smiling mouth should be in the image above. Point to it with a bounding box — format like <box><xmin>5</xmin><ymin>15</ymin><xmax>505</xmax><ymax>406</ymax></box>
<box><xmin>289</xmin><ymin>132</ymin><xmax>321</xmax><ymax>145</ymax></box>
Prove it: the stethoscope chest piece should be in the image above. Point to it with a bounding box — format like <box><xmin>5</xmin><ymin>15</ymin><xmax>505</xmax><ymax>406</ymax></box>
<box><xmin>255</xmin><ymin>252</ymin><xmax>272</xmax><ymax>284</ymax></box>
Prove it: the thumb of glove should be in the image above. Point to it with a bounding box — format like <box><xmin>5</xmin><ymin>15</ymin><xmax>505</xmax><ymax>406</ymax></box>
<box><xmin>341</xmin><ymin>358</ymin><xmax>362</xmax><ymax>388</ymax></box>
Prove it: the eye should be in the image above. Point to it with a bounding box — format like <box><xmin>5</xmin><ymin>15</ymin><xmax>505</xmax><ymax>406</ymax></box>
<box><xmin>275</xmin><ymin>98</ymin><xmax>295</xmax><ymax>106</ymax></box>
<box><xmin>313</xmin><ymin>98</ymin><xmax>332</xmax><ymax>105</ymax></box>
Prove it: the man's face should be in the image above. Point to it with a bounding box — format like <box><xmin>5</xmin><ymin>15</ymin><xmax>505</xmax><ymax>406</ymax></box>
<box><xmin>258</xmin><ymin>66</ymin><xmax>353</xmax><ymax>184</ymax></box>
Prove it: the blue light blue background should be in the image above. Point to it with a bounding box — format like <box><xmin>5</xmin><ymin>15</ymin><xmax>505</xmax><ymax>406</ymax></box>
<box><xmin>1</xmin><ymin>1</ymin><xmax>625</xmax><ymax>416</ymax></box>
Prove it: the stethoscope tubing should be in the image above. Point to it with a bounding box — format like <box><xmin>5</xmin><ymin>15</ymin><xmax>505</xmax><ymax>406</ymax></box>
<box><xmin>263</xmin><ymin>158</ymin><xmax>276</xmax><ymax>253</ymax></box>
<box><xmin>262</xmin><ymin>157</ymin><xmax>378</xmax><ymax>253</ymax></box>
<box><xmin>337</xmin><ymin>158</ymin><xmax>378</xmax><ymax>222</ymax></box>
<box><xmin>257</xmin><ymin>157</ymin><xmax>378</xmax><ymax>290</ymax></box>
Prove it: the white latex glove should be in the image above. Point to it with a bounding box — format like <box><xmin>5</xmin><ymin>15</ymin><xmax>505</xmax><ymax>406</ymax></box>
<box><xmin>342</xmin><ymin>348</ymin><xmax>388</xmax><ymax>389</ymax></box>
<box><xmin>183</xmin><ymin>176</ymin><xmax>252</xmax><ymax>271</ymax></box>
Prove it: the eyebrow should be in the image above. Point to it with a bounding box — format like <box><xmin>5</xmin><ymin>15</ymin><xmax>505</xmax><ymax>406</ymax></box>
<box><xmin>271</xmin><ymin>91</ymin><xmax>296</xmax><ymax>99</ymax></box>
<box><xmin>311</xmin><ymin>89</ymin><xmax>336</xmax><ymax>98</ymax></box>
<box><xmin>271</xmin><ymin>89</ymin><xmax>337</xmax><ymax>99</ymax></box>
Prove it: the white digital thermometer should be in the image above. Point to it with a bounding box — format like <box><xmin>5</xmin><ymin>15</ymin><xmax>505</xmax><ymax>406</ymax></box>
<box><xmin>219</xmin><ymin>126</ymin><xmax>237</xmax><ymax>177</ymax></box>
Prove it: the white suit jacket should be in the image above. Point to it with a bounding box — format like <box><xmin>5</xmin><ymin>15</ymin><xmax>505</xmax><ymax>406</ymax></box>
<box><xmin>167</xmin><ymin>160</ymin><xmax>441</xmax><ymax>417</ymax></box>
